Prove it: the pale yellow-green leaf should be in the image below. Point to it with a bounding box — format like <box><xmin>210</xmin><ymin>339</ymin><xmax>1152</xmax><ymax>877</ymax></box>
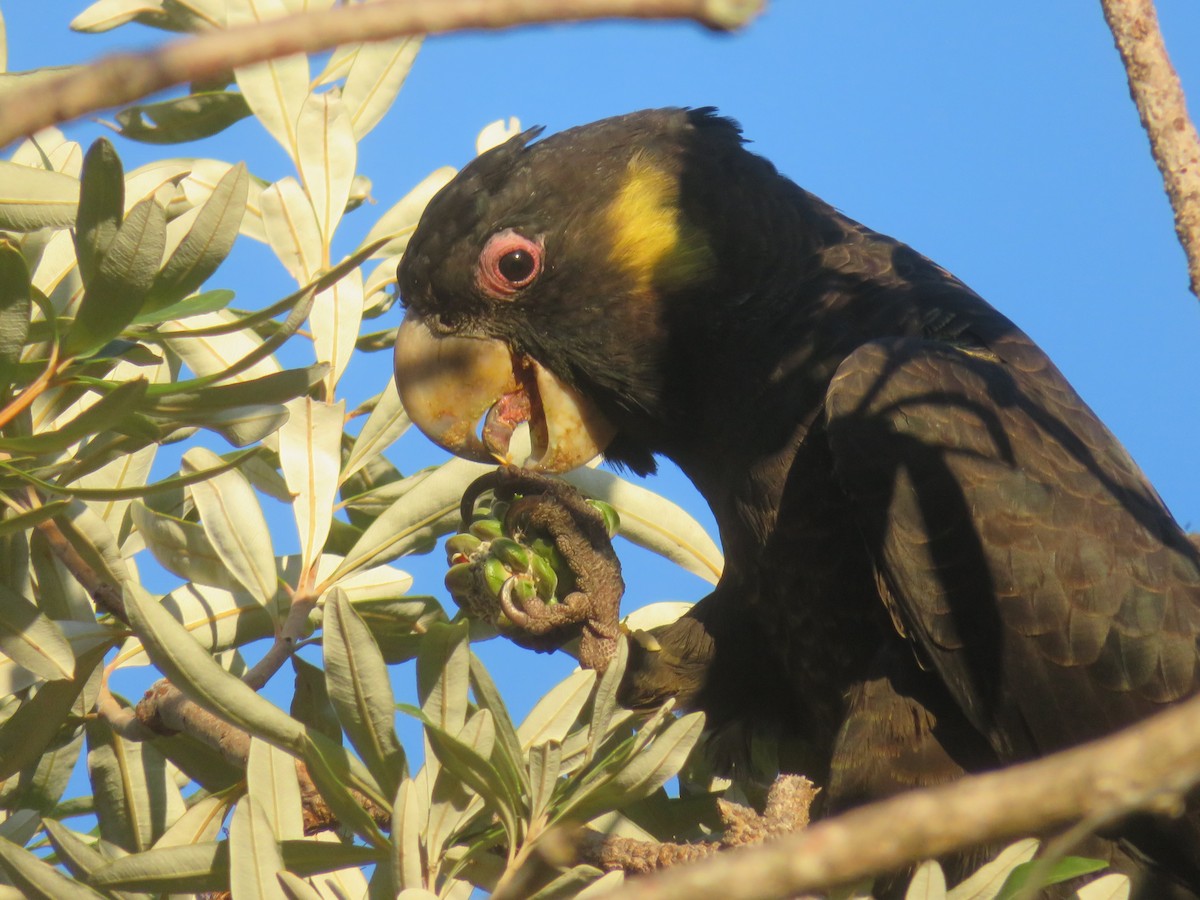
<box><xmin>0</xmin><ymin>584</ymin><xmax>75</xmax><ymax>682</ymax></box>
<box><xmin>79</xmin><ymin>444</ymin><xmax>157</xmax><ymax>533</ymax></box>
<box><xmin>152</xmin><ymin>793</ymin><xmax>230</xmax><ymax>847</ymax></box>
<box><xmin>1073</xmin><ymin>874</ymin><xmax>1131</xmax><ymax>900</ymax></box>
<box><xmin>305</xmin><ymin>831</ymin><xmax>371</xmax><ymax>899</ymax></box>
<box><xmin>179</xmin><ymin>158</ymin><xmax>268</xmax><ymax>242</ymax></box>
<box><xmin>622</xmin><ymin>601</ymin><xmax>694</xmax><ymax>634</ymax></box>
<box><xmin>71</xmin><ymin>0</ymin><xmax>162</xmax><ymax>32</ymax></box>
<box><xmin>9</xmin><ymin>130</ymin><xmax>82</xmax><ymax>178</ymax></box>
<box><xmin>476</xmin><ymin>117</ymin><xmax>522</xmax><ymax>155</ymax></box>
<box><xmin>193</xmin><ymin>404</ymin><xmax>291</xmax><ymax>447</ymax></box>
<box><xmin>174</xmin><ymin>0</ymin><xmax>225</xmax><ymax>26</ymax></box>
<box><xmin>131</xmin><ymin>495</ymin><xmax>233</xmax><ymax>589</ymax></box>
<box><xmin>0</xmin><ymin>835</ymin><xmax>107</xmax><ymax>899</ymax></box>
<box><xmin>360</xmin><ymin>166</ymin><xmax>455</xmax><ymax>259</ymax></box>
<box><xmin>947</xmin><ymin>838</ymin><xmax>1039</xmax><ymax>900</ymax></box>
<box><xmin>342</xmin><ymin>381</ymin><xmax>409</xmax><ymax>483</ymax></box>
<box><xmin>342</xmin><ymin>36</ymin><xmax>421</xmax><ymax>140</ymax></box>
<box><xmin>277</xmin><ymin>870</ymin><xmax>324</xmax><ymax>900</ymax></box>
<box><xmin>260</xmin><ymin>177</ymin><xmax>323</xmax><ymax>281</ymax></box>
<box><xmin>328</xmin><ymin>457</ymin><xmax>494</xmax><ymax>583</ymax></box>
<box><xmin>323</xmin><ymin>591</ymin><xmax>405</xmax><ymax>797</ymax></box>
<box><xmin>518</xmin><ymin>669</ymin><xmax>596</xmax><ymax>750</ymax></box>
<box><xmin>0</xmin><ymin>160</ymin><xmax>78</xmax><ymax>231</ymax></box>
<box><xmin>0</xmin><ymin>620</ymin><xmax>113</xmax><ymax>694</ymax></box>
<box><xmin>295</xmin><ymin>91</ymin><xmax>355</xmax><ymax>242</ymax></box>
<box><xmin>577</xmin><ymin>871</ymin><xmax>625</xmax><ymax>898</ymax></box>
<box><xmin>230</xmin><ymin>795</ymin><xmax>287</xmax><ymax>900</ymax></box>
<box><xmin>392</xmin><ymin>778</ymin><xmax>425</xmax><ymax>891</ymax></box>
<box><xmin>29</xmin><ymin>229</ymin><xmax>80</xmax><ymax>300</ymax></box>
<box><xmin>563</xmin><ymin>467</ymin><xmax>723</xmax><ymax>584</ymax></box>
<box><xmin>397</xmin><ymin>891</ymin><xmax>439</xmax><ymax>900</ymax></box>
<box><xmin>279</xmin><ymin>0</ymin><xmax>335</xmax><ymax>12</ymax></box>
<box><xmin>311</xmin><ymin>267</ymin><xmax>361</xmax><ymax>389</ymax></box>
<box><xmin>55</xmin><ymin>499</ymin><xmax>132</xmax><ymax>589</ymax></box>
<box><xmin>528</xmin><ymin>740</ymin><xmax>562</xmax><ymax>823</ymax></box>
<box><xmin>907</xmin><ymin>860</ymin><xmax>948</xmax><ymax>900</ymax></box>
<box><xmin>124</xmin><ymin>583</ymin><xmax>307</xmax><ymax>751</ymax></box>
<box><xmin>160</xmin><ymin>309</ymin><xmax>282</xmax><ymax>381</ymax></box>
<box><xmin>88</xmin><ymin>722</ymin><xmax>186</xmax><ymax>852</ymax></box>
<box><xmin>184</xmin><ymin>446</ymin><xmax>277</xmax><ymax>606</ymax></box>
<box><xmin>247</xmin><ymin>738</ymin><xmax>304</xmax><ymax>842</ymax></box>
<box><xmin>228</xmin><ymin>0</ymin><xmax>309</xmax><ymax>158</ymax></box>
<box><xmin>363</xmin><ymin>254</ymin><xmax>400</xmax><ymax>306</ymax></box>
<box><xmin>125</xmin><ymin>158</ymin><xmax>193</xmax><ymax>210</ymax></box>
<box><xmin>280</xmin><ymin>397</ymin><xmax>344</xmax><ymax>571</ymax></box>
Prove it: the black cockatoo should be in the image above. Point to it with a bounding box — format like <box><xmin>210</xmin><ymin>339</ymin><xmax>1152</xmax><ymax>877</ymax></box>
<box><xmin>392</xmin><ymin>108</ymin><xmax>1200</xmax><ymax>892</ymax></box>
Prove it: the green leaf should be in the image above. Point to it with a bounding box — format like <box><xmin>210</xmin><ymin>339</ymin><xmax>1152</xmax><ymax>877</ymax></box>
<box><xmin>278</xmin><ymin>871</ymin><xmax>324</xmax><ymax>900</ymax></box>
<box><xmin>323</xmin><ymin>591</ymin><xmax>406</xmax><ymax>798</ymax></box>
<box><xmin>423</xmin><ymin>710</ymin><xmax>520</xmax><ymax>844</ymax></box>
<box><xmin>947</xmin><ymin>838</ymin><xmax>1038</xmax><ymax>900</ymax></box>
<box><xmin>469</xmin><ymin>652</ymin><xmax>530</xmax><ymax>797</ymax></box>
<box><xmin>329</xmin><ymin>457</ymin><xmax>494</xmax><ymax>582</ymax></box>
<box><xmin>0</xmin><ymin>378</ymin><xmax>149</xmax><ymax>453</ymax></box>
<box><xmin>0</xmin><ymin>644</ymin><xmax>105</xmax><ymax>781</ymax></box>
<box><xmin>391</xmin><ymin>777</ymin><xmax>424</xmax><ymax>891</ymax></box>
<box><xmin>528</xmin><ymin>740</ymin><xmax>562</xmax><ymax>823</ymax></box>
<box><xmin>147</xmin><ymin>162</ymin><xmax>247</xmax><ymax>309</ymax></box>
<box><xmin>131</xmin><ymin>287</ymin><xmax>233</xmax><ymax>325</ymax></box>
<box><xmin>299</xmin><ymin>730</ymin><xmax>387</xmax><ymax>846</ymax></box>
<box><xmin>114</xmin><ymin>91</ymin><xmax>253</xmax><ymax>144</ymax></box>
<box><xmin>123</xmin><ymin>583</ymin><xmax>306</xmax><ymax>752</ymax></box>
<box><xmin>0</xmin><ymin>582</ymin><xmax>75</xmax><ymax>682</ymax></box>
<box><xmin>90</xmin><ymin>841</ymin><xmax>228</xmax><ymax>892</ymax></box>
<box><xmin>230</xmin><ymin>795</ymin><xmax>287</xmax><ymax>900</ymax></box>
<box><xmin>63</xmin><ymin>197</ymin><xmax>167</xmax><ymax>358</ymax></box>
<box><xmin>279</xmin><ymin>838</ymin><xmax>379</xmax><ymax>877</ymax></box>
<box><xmin>996</xmin><ymin>855</ymin><xmax>1110</xmax><ymax>900</ymax></box>
<box><xmin>0</xmin><ymin>160</ymin><xmax>79</xmax><ymax>231</ymax></box>
<box><xmin>247</xmin><ymin>738</ymin><xmax>304</xmax><ymax>842</ymax></box>
<box><xmin>518</xmin><ymin>669</ymin><xmax>596</xmax><ymax>750</ymax></box>
<box><xmin>41</xmin><ymin>818</ymin><xmax>112</xmax><ymax>883</ymax></box>
<box><xmin>416</xmin><ymin>619</ymin><xmax>470</xmax><ymax>737</ymax></box>
<box><xmin>280</xmin><ymin>398</ymin><xmax>344</xmax><ymax>570</ymax></box>
<box><xmin>342</xmin><ymin>381</ymin><xmax>409</xmax><ymax>484</ymax></box>
<box><xmin>586</xmin><ymin>635</ymin><xmax>628</xmax><ymax>766</ymax></box>
<box><xmin>0</xmin><ymin>835</ymin><xmax>107</xmax><ymax>899</ymax></box>
<box><xmin>0</xmin><ymin>241</ymin><xmax>32</xmax><ymax>386</ymax></box>
<box><xmin>73</xmin><ymin>139</ymin><xmax>125</xmax><ymax>287</ymax></box>
<box><xmin>183</xmin><ymin>446</ymin><xmax>276</xmax><ymax>607</ymax></box>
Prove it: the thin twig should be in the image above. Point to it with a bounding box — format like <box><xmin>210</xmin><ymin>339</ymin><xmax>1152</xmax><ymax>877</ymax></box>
<box><xmin>614</xmin><ymin>693</ymin><xmax>1200</xmax><ymax>899</ymax></box>
<box><xmin>0</xmin><ymin>0</ymin><xmax>762</xmax><ymax>149</ymax></box>
<box><xmin>1100</xmin><ymin>0</ymin><xmax>1200</xmax><ymax>298</ymax></box>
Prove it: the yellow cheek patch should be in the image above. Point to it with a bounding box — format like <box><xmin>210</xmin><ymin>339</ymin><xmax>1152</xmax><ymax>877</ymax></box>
<box><xmin>606</xmin><ymin>156</ymin><xmax>711</xmax><ymax>295</ymax></box>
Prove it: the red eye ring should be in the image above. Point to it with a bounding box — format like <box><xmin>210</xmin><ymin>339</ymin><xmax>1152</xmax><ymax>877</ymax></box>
<box><xmin>478</xmin><ymin>229</ymin><xmax>543</xmax><ymax>299</ymax></box>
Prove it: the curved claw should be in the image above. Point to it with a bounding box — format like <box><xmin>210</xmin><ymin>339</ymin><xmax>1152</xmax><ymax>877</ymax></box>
<box><xmin>394</xmin><ymin>314</ymin><xmax>615</xmax><ymax>472</ymax></box>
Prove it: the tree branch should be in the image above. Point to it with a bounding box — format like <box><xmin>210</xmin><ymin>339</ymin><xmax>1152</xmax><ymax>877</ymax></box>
<box><xmin>1100</xmin><ymin>0</ymin><xmax>1200</xmax><ymax>299</ymax></box>
<box><xmin>0</xmin><ymin>0</ymin><xmax>762</xmax><ymax>150</ymax></box>
<box><xmin>614</xmin><ymin>693</ymin><xmax>1200</xmax><ymax>899</ymax></box>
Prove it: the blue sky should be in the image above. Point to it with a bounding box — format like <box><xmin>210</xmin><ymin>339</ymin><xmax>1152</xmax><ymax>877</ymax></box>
<box><xmin>6</xmin><ymin>2</ymin><xmax>1200</xmax><ymax>730</ymax></box>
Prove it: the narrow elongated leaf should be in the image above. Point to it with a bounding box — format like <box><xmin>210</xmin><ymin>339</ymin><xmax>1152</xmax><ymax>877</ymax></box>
<box><xmin>64</xmin><ymin>197</ymin><xmax>167</xmax><ymax>358</ymax></box>
<box><xmin>0</xmin><ymin>835</ymin><xmax>107</xmax><ymax>899</ymax></box>
<box><xmin>260</xmin><ymin>176</ymin><xmax>322</xmax><ymax>282</ymax></box>
<box><xmin>230</xmin><ymin>795</ymin><xmax>287</xmax><ymax>900</ymax></box>
<box><xmin>424</xmin><ymin>711</ymin><xmax>519</xmax><ymax>843</ymax></box>
<box><xmin>296</xmin><ymin>91</ymin><xmax>355</xmax><ymax>242</ymax></box>
<box><xmin>0</xmin><ymin>583</ymin><xmax>74</xmax><ymax>681</ymax></box>
<box><xmin>563</xmin><ymin>467</ymin><xmax>723</xmax><ymax>583</ymax></box>
<box><xmin>329</xmin><ymin>457</ymin><xmax>494</xmax><ymax>582</ymax></box>
<box><xmin>132</xmin><ymin>287</ymin><xmax>233</xmax><ymax>325</ymax></box>
<box><xmin>247</xmin><ymin>738</ymin><xmax>304</xmax><ymax>842</ymax></box>
<box><xmin>183</xmin><ymin>446</ymin><xmax>276</xmax><ymax>606</ymax></box>
<box><xmin>41</xmin><ymin>818</ymin><xmax>111</xmax><ymax>883</ymax></box>
<box><xmin>71</xmin><ymin>0</ymin><xmax>161</xmax><ymax>33</ymax></box>
<box><xmin>947</xmin><ymin>839</ymin><xmax>1039</xmax><ymax>900</ymax></box>
<box><xmin>391</xmin><ymin>778</ymin><xmax>425</xmax><ymax>890</ymax></box>
<box><xmin>0</xmin><ymin>644</ymin><xmax>105</xmax><ymax>781</ymax></box>
<box><xmin>130</xmin><ymin>500</ymin><xmax>238</xmax><ymax>591</ymax></box>
<box><xmin>518</xmin><ymin>669</ymin><xmax>596</xmax><ymax>750</ymax></box>
<box><xmin>468</xmin><ymin>653</ymin><xmax>530</xmax><ymax>797</ymax></box>
<box><xmin>0</xmin><ymin>378</ymin><xmax>148</xmax><ymax>454</ymax></box>
<box><xmin>323</xmin><ymin>591</ymin><xmax>406</xmax><ymax>797</ymax></box>
<box><xmin>277</xmin><ymin>871</ymin><xmax>324</xmax><ymax>900</ymax></box>
<box><xmin>1073</xmin><ymin>874</ymin><xmax>1132</xmax><ymax>900</ymax></box>
<box><xmin>123</xmin><ymin>584</ymin><xmax>306</xmax><ymax>752</ymax></box>
<box><xmin>586</xmin><ymin>636</ymin><xmax>628</xmax><ymax>766</ymax></box>
<box><xmin>311</xmin><ymin>267</ymin><xmax>361</xmax><ymax>389</ymax></box>
<box><xmin>0</xmin><ymin>242</ymin><xmax>32</xmax><ymax>382</ymax></box>
<box><xmin>342</xmin><ymin>36</ymin><xmax>420</xmax><ymax>139</ymax></box>
<box><xmin>73</xmin><ymin>139</ymin><xmax>124</xmax><ymax>286</ymax></box>
<box><xmin>0</xmin><ymin>160</ymin><xmax>79</xmax><ymax>231</ymax></box>
<box><xmin>416</xmin><ymin>620</ymin><xmax>470</xmax><ymax>736</ymax></box>
<box><xmin>87</xmin><ymin>716</ymin><xmax>186</xmax><ymax>852</ymax></box>
<box><xmin>0</xmin><ymin>501</ymin><xmax>71</xmax><ymax>540</ymax></box>
<box><xmin>299</xmin><ymin>731</ymin><xmax>387</xmax><ymax>846</ymax></box>
<box><xmin>115</xmin><ymin>91</ymin><xmax>253</xmax><ymax>144</ymax></box>
<box><xmin>147</xmin><ymin>161</ymin><xmax>247</xmax><ymax>308</ymax></box>
<box><xmin>228</xmin><ymin>0</ymin><xmax>308</xmax><ymax>156</ymax></box>
<box><xmin>528</xmin><ymin>740</ymin><xmax>562</xmax><ymax>823</ymax></box>
<box><xmin>0</xmin><ymin>620</ymin><xmax>111</xmax><ymax>695</ymax></box>
<box><xmin>280</xmin><ymin>398</ymin><xmax>343</xmax><ymax>570</ymax></box>
<box><xmin>90</xmin><ymin>841</ymin><xmax>228</xmax><ymax>891</ymax></box>
<box><xmin>153</xmin><ymin>793</ymin><xmax>230</xmax><ymax>847</ymax></box>
<box><xmin>342</xmin><ymin>381</ymin><xmax>409</xmax><ymax>483</ymax></box>
<box><xmin>907</xmin><ymin>861</ymin><xmax>948</xmax><ymax>900</ymax></box>
<box><xmin>360</xmin><ymin>167</ymin><xmax>455</xmax><ymax>258</ymax></box>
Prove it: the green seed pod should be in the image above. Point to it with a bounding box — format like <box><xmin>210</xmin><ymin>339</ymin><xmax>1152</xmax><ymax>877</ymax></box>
<box><xmin>490</xmin><ymin>499</ymin><xmax>510</xmax><ymax>524</ymax></box>
<box><xmin>490</xmin><ymin>536</ymin><xmax>531</xmax><ymax>573</ymax></box>
<box><xmin>469</xmin><ymin>517</ymin><xmax>504</xmax><ymax>541</ymax></box>
<box><xmin>510</xmin><ymin>576</ymin><xmax>538</xmax><ymax>606</ymax></box>
<box><xmin>529</xmin><ymin>552</ymin><xmax>559</xmax><ymax>601</ymax></box>
<box><xmin>444</xmin><ymin>563</ymin><xmax>476</xmax><ymax>600</ymax></box>
<box><xmin>587</xmin><ymin>499</ymin><xmax>620</xmax><ymax>537</ymax></box>
<box><xmin>482</xmin><ymin>557</ymin><xmax>510</xmax><ymax>597</ymax></box>
<box><xmin>445</xmin><ymin>532</ymin><xmax>482</xmax><ymax>563</ymax></box>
